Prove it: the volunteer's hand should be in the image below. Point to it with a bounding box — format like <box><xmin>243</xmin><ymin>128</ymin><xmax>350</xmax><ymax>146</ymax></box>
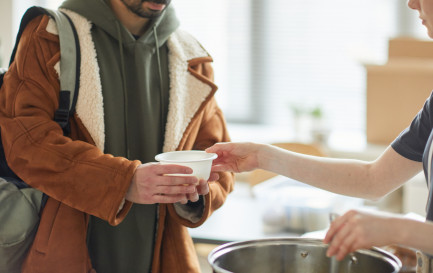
<box><xmin>205</xmin><ymin>142</ymin><xmax>261</xmax><ymax>173</ymax></box>
<box><xmin>126</xmin><ymin>162</ymin><xmax>199</xmax><ymax>204</ymax></box>
<box><xmin>324</xmin><ymin>210</ymin><xmax>397</xmax><ymax>261</ymax></box>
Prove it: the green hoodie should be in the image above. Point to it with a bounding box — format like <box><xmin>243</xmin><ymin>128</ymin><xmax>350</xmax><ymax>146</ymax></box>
<box><xmin>59</xmin><ymin>0</ymin><xmax>180</xmax><ymax>272</ymax></box>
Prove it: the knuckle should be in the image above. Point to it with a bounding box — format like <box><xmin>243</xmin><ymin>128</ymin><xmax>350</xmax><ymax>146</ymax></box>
<box><xmin>347</xmin><ymin>210</ymin><xmax>358</xmax><ymax>217</ymax></box>
<box><xmin>166</xmin><ymin>186</ymin><xmax>184</xmax><ymax>194</ymax></box>
<box><xmin>183</xmin><ymin>186</ymin><xmax>195</xmax><ymax>193</ymax></box>
<box><xmin>158</xmin><ymin>186</ymin><xmax>169</xmax><ymax>193</ymax></box>
<box><xmin>168</xmin><ymin>187</ymin><xmax>180</xmax><ymax>194</ymax></box>
<box><xmin>331</xmin><ymin>237</ymin><xmax>341</xmax><ymax>248</ymax></box>
<box><xmin>355</xmin><ymin>231</ymin><xmax>366</xmax><ymax>242</ymax></box>
<box><xmin>352</xmin><ymin>239</ymin><xmax>362</xmax><ymax>250</ymax></box>
<box><xmin>329</xmin><ymin>221</ymin><xmax>338</xmax><ymax>229</ymax></box>
<box><xmin>339</xmin><ymin>241</ymin><xmax>350</xmax><ymax>251</ymax></box>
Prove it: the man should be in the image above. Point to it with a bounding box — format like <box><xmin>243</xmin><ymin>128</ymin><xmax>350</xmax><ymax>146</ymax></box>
<box><xmin>0</xmin><ymin>0</ymin><xmax>234</xmax><ymax>272</ymax></box>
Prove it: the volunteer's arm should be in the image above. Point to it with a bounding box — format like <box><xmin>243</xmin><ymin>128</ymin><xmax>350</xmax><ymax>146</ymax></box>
<box><xmin>207</xmin><ymin>142</ymin><xmax>422</xmax><ymax>200</ymax></box>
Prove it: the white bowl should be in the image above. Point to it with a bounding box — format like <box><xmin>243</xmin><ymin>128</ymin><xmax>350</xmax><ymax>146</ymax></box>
<box><xmin>155</xmin><ymin>150</ymin><xmax>218</xmax><ymax>180</ymax></box>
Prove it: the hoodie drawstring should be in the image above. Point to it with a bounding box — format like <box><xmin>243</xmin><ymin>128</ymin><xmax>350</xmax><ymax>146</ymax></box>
<box><xmin>113</xmin><ymin>22</ymin><xmax>165</xmax><ymax>158</ymax></box>
<box><xmin>115</xmin><ymin>21</ymin><xmax>130</xmax><ymax>158</ymax></box>
<box><xmin>153</xmin><ymin>24</ymin><xmax>165</xmax><ymax>146</ymax></box>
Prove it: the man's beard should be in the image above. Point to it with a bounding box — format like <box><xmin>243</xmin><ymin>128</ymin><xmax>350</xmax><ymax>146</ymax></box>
<box><xmin>121</xmin><ymin>0</ymin><xmax>172</xmax><ymax>19</ymax></box>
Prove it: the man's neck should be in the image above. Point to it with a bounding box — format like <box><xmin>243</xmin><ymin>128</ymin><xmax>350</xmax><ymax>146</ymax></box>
<box><xmin>110</xmin><ymin>0</ymin><xmax>150</xmax><ymax>36</ymax></box>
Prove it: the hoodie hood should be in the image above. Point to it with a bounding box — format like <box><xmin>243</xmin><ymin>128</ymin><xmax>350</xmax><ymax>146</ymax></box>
<box><xmin>60</xmin><ymin>0</ymin><xmax>179</xmax><ymax>47</ymax></box>
<box><xmin>60</xmin><ymin>0</ymin><xmax>180</xmax><ymax>163</ymax></box>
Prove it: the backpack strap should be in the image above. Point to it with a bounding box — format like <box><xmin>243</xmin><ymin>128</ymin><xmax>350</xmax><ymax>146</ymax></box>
<box><xmin>9</xmin><ymin>6</ymin><xmax>80</xmax><ymax>134</ymax></box>
<box><xmin>45</xmin><ymin>9</ymin><xmax>81</xmax><ymax>134</ymax></box>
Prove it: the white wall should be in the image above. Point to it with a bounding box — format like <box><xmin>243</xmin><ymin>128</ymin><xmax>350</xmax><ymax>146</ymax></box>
<box><xmin>0</xmin><ymin>0</ymin><xmax>13</xmax><ymax>67</ymax></box>
<box><xmin>0</xmin><ymin>0</ymin><xmax>44</xmax><ymax>68</ymax></box>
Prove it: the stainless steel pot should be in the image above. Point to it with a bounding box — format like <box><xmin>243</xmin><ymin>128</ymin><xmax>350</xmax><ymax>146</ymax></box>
<box><xmin>208</xmin><ymin>238</ymin><xmax>402</xmax><ymax>273</ymax></box>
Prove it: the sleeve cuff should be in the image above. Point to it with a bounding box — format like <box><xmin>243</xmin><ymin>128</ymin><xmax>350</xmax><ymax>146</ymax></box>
<box><xmin>173</xmin><ymin>195</ymin><xmax>205</xmax><ymax>223</ymax></box>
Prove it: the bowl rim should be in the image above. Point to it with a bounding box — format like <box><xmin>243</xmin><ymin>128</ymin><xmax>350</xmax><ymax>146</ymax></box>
<box><xmin>155</xmin><ymin>150</ymin><xmax>218</xmax><ymax>163</ymax></box>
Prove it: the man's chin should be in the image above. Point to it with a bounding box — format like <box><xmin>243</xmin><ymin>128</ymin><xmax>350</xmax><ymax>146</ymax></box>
<box><xmin>139</xmin><ymin>8</ymin><xmax>165</xmax><ymax>18</ymax></box>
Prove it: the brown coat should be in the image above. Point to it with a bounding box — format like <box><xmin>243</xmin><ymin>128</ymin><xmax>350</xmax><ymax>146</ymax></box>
<box><xmin>0</xmin><ymin>13</ymin><xmax>234</xmax><ymax>273</ymax></box>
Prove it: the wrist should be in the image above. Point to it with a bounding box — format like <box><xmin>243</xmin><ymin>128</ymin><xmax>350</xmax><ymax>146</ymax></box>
<box><xmin>389</xmin><ymin>216</ymin><xmax>410</xmax><ymax>246</ymax></box>
<box><xmin>256</xmin><ymin>143</ymin><xmax>272</xmax><ymax>170</ymax></box>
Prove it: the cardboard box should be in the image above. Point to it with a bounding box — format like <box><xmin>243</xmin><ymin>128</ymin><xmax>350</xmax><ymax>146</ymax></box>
<box><xmin>389</xmin><ymin>37</ymin><xmax>433</xmax><ymax>59</ymax></box>
<box><xmin>366</xmin><ymin>38</ymin><xmax>433</xmax><ymax>145</ymax></box>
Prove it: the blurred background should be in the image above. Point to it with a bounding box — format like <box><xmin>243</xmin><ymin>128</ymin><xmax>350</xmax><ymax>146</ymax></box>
<box><xmin>0</xmin><ymin>0</ymin><xmax>429</xmax><ymax>148</ymax></box>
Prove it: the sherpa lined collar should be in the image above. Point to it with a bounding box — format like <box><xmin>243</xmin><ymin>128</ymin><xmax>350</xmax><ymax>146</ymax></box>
<box><xmin>49</xmin><ymin>10</ymin><xmax>213</xmax><ymax>152</ymax></box>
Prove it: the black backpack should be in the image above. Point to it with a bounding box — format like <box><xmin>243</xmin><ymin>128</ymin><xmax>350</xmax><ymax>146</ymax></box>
<box><xmin>0</xmin><ymin>6</ymin><xmax>80</xmax><ymax>192</ymax></box>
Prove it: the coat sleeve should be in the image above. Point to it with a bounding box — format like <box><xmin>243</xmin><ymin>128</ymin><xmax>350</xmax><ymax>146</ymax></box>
<box><xmin>167</xmin><ymin>61</ymin><xmax>235</xmax><ymax>227</ymax></box>
<box><xmin>0</xmin><ymin>15</ymin><xmax>139</xmax><ymax>225</ymax></box>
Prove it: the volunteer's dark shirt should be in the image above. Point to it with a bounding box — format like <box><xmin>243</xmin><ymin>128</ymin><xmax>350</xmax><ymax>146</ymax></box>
<box><xmin>391</xmin><ymin>91</ymin><xmax>433</xmax><ymax>220</ymax></box>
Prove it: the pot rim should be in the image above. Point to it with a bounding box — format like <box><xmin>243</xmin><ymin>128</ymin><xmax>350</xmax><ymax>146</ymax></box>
<box><xmin>208</xmin><ymin>237</ymin><xmax>402</xmax><ymax>273</ymax></box>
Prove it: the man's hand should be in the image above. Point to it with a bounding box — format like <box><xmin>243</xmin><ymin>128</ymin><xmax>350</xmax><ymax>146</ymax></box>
<box><xmin>126</xmin><ymin>162</ymin><xmax>199</xmax><ymax>204</ymax></box>
<box><xmin>185</xmin><ymin>171</ymin><xmax>219</xmax><ymax>202</ymax></box>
